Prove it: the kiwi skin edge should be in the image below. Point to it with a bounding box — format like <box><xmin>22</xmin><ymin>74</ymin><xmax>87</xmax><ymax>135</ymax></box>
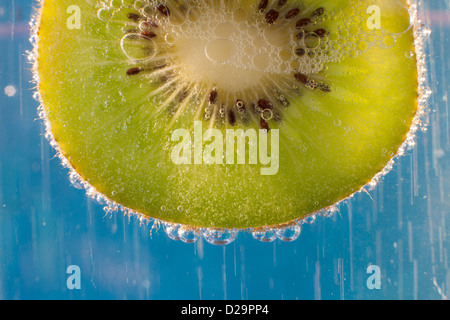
<box><xmin>31</xmin><ymin>0</ymin><xmax>426</xmax><ymax>231</ymax></box>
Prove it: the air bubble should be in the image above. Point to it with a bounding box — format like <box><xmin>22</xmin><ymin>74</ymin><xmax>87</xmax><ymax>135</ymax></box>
<box><xmin>29</xmin><ymin>34</ymin><xmax>38</xmax><ymax>46</ymax></box>
<box><xmin>332</xmin><ymin>43</ymin><xmax>340</xmax><ymax>50</ymax></box>
<box><xmin>205</xmin><ymin>39</ymin><xmax>235</xmax><ymax>62</ymax></box>
<box><xmin>4</xmin><ymin>85</ymin><xmax>17</xmax><ymax>97</ymax></box>
<box><xmin>349</xmin><ymin>24</ymin><xmax>360</xmax><ymax>36</ymax></box>
<box><xmin>252</xmin><ymin>54</ymin><xmax>269</xmax><ymax>70</ymax></box>
<box><xmin>238</xmin><ymin>22</ymin><xmax>248</xmax><ymax>32</ymax></box>
<box><xmin>279</xmin><ymin>48</ymin><xmax>291</xmax><ymax>61</ymax></box>
<box><xmin>276</xmin><ymin>224</ymin><xmax>301</xmax><ymax>242</ymax></box>
<box><xmin>233</xmin><ymin>8</ymin><xmax>246</xmax><ymax>23</ymax></box>
<box><xmin>69</xmin><ymin>172</ymin><xmax>86</xmax><ymax>189</ymax></box>
<box><xmin>405</xmin><ymin>51</ymin><xmax>414</xmax><ymax>59</ymax></box>
<box><xmin>163</xmin><ymin>222</ymin><xmax>181</xmax><ymax>241</ymax></box>
<box><xmin>252</xmin><ymin>228</ymin><xmax>277</xmax><ymax>242</ymax></box>
<box><xmin>261</xmin><ymin>109</ymin><xmax>273</xmax><ymax>121</ymax></box>
<box><xmin>344</xmin><ymin>6</ymin><xmax>354</xmax><ymax>16</ymax></box>
<box><xmin>97</xmin><ymin>8</ymin><xmax>112</xmax><ymax>21</ymax></box>
<box><xmin>294</xmin><ymin>30</ymin><xmax>305</xmax><ymax>42</ymax></box>
<box><xmin>188</xmin><ymin>7</ymin><xmax>200</xmax><ymax>22</ymax></box>
<box><xmin>178</xmin><ymin>226</ymin><xmax>200</xmax><ymax>243</ymax></box>
<box><xmin>303</xmin><ymin>215</ymin><xmax>316</xmax><ymax>224</ymax></box>
<box><xmin>289</xmin><ymin>60</ymin><xmax>300</xmax><ymax>71</ymax></box>
<box><xmin>382</xmin><ymin>34</ymin><xmax>396</xmax><ymax>48</ymax></box>
<box><xmin>142</xmin><ymin>5</ymin><xmax>155</xmax><ymax>17</ymax></box>
<box><xmin>139</xmin><ymin>21</ymin><xmax>150</xmax><ymax>31</ymax></box>
<box><xmin>120</xmin><ymin>33</ymin><xmax>157</xmax><ymax>62</ymax></box>
<box><xmin>165</xmin><ymin>33</ymin><xmax>175</xmax><ymax>44</ymax></box>
<box><xmin>349</xmin><ymin>50</ymin><xmax>359</xmax><ymax>58</ymax></box>
<box><xmin>122</xmin><ymin>0</ymin><xmax>135</xmax><ymax>8</ymax></box>
<box><xmin>252</xmin><ymin>36</ymin><xmax>266</xmax><ymax>49</ymax></box>
<box><xmin>96</xmin><ymin>194</ymin><xmax>109</xmax><ymax>206</ymax></box>
<box><xmin>328</xmin><ymin>31</ymin><xmax>339</xmax><ymax>41</ymax></box>
<box><xmin>215</xmin><ymin>22</ymin><xmax>236</xmax><ymax>38</ymax></box>
<box><xmin>44</xmin><ymin>131</ymin><xmax>53</xmax><ymax>141</ymax></box>
<box><xmin>308</xmin><ymin>51</ymin><xmax>316</xmax><ymax>59</ymax></box>
<box><xmin>240</xmin><ymin>55</ymin><xmax>251</xmax><ymax>65</ymax></box>
<box><xmin>169</xmin><ymin>12</ymin><xmax>187</xmax><ymax>26</ymax></box>
<box><xmin>134</xmin><ymin>0</ymin><xmax>144</xmax><ymax>9</ymax></box>
<box><xmin>247</xmin><ymin>26</ymin><xmax>259</xmax><ymax>37</ymax></box>
<box><xmin>244</xmin><ymin>45</ymin><xmax>254</xmax><ymax>55</ymax></box>
<box><xmin>109</xmin><ymin>0</ymin><xmax>123</xmax><ymax>9</ymax></box>
<box><xmin>304</xmin><ymin>32</ymin><xmax>320</xmax><ymax>49</ymax></box>
<box><xmin>357</xmin><ymin>40</ymin><xmax>369</xmax><ymax>52</ymax></box>
<box><xmin>202</xmin><ymin>228</ymin><xmax>238</xmax><ymax>245</ymax></box>
<box><xmin>263</xmin><ymin>25</ymin><xmax>290</xmax><ymax>47</ymax></box>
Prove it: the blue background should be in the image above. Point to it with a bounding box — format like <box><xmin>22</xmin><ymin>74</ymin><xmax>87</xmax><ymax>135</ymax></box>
<box><xmin>0</xmin><ymin>0</ymin><xmax>449</xmax><ymax>300</ymax></box>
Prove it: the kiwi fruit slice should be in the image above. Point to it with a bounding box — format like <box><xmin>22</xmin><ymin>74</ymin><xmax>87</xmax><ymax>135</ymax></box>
<box><xmin>33</xmin><ymin>0</ymin><xmax>419</xmax><ymax>232</ymax></box>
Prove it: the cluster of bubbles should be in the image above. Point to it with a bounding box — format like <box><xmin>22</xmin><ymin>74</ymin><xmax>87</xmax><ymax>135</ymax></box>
<box><xmin>64</xmin><ymin>161</ymin><xmax>344</xmax><ymax>245</ymax></box>
<box><xmin>365</xmin><ymin>16</ymin><xmax>432</xmax><ymax>193</ymax></box>
<box><xmin>96</xmin><ymin>0</ymin><xmax>340</xmax><ymax>75</ymax></box>
<box><xmin>97</xmin><ymin>0</ymin><xmax>415</xmax><ymax>77</ymax></box>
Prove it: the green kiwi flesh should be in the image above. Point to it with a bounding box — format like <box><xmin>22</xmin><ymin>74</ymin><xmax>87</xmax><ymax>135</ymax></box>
<box><xmin>35</xmin><ymin>0</ymin><xmax>418</xmax><ymax>229</ymax></box>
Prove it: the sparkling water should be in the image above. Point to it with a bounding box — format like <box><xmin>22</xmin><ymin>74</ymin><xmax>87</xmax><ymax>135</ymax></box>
<box><xmin>0</xmin><ymin>0</ymin><xmax>449</xmax><ymax>300</ymax></box>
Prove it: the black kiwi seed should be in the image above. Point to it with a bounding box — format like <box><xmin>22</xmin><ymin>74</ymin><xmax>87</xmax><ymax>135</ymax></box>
<box><xmin>148</xmin><ymin>21</ymin><xmax>159</xmax><ymax>28</ymax></box>
<box><xmin>285</xmin><ymin>8</ymin><xmax>300</xmax><ymax>19</ymax></box>
<box><xmin>311</xmin><ymin>7</ymin><xmax>325</xmax><ymax>18</ymax></box>
<box><xmin>296</xmin><ymin>18</ymin><xmax>311</xmax><ymax>28</ymax></box>
<box><xmin>157</xmin><ymin>4</ymin><xmax>170</xmax><ymax>16</ymax></box>
<box><xmin>209</xmin><ymin>89</ymin><xmax>218</xmax><ymax>104</ymax></box>
<box><xmin>126</xmin><ymin>67</ymin><xmax>143</xmax><ymax>75</ymax></box>
<box><xmin>278</xmin><ymin>0</ymin><xmax>287</xmax><ymax>7</ymax></box>
<box><xmin>140</xmin><ymin>20</ymin><xmax>159</xmax><ymax>29</ymax></box>
<box><xmin>294</xmin><ymin>73</ymin><xmax>308</xmax><ymax>84</ymax></box>
<box><xmin>314</xmin><ymin>29</ymin><xmax>327</xmax><ymax>37</ymax></box>
<box><xmin>258</xmin><ymin>0</ymin><xmax>268</xmax><ymax>11</ymax></box>
<box><xmin>228</xmin><ymin>110</ymin><xmax>236</xmax><ymax>126</ymax></box>
<box><xmin>127</xmin><ymin>13</ymin><xmax>142</xmax><ymax>22</ymax></box>
<box><xmin>141</xmin><ymin>31</ymin><xmax>157</xmax><ymax>38</ymax></box>
<box><xmin>265</xmin><ymin>10</ymin><xmax>279</xmax><ymax>24</ymax></box>
<box><xmin>178</xmin><ymin>90</ymin><xmax>189</xmax><ymax>102</ymax></box>
<box><xmin>258</xmin><ymin>99</ymin><xmax>273</xmax><ymax>110</ymax></box>
<box><xmin>318</xmin><ymin>83</ymin><xmax>331</xmax><ymax>92</ymax></box>
<box><xmin>295</xmin><ymin>47</ymin><xmax>306</xmax><ymax>56</ymax></box>
<box><xmin>295</xmin><ymin>30</ymin><xmax>305</xmax><ymax>39</ymax></box>
<box><xmin>123</xmin><ymin>28</ymin><xmax>139</xmax><ymax>34</ymax></box>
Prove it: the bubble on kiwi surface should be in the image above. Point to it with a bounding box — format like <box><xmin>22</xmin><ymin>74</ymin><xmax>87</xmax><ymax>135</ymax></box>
<box><xmin>31</xmin><ymin>0</ymin><xmax>428</xmax><ymax>244</ymax></box>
